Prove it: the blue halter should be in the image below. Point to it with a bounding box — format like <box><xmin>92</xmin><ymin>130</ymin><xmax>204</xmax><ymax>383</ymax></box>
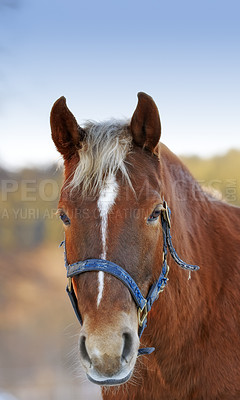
<box><xmin>60</xmin><ymin>201</ymin><xmax>199</xmax><ymax>356</ymax></box>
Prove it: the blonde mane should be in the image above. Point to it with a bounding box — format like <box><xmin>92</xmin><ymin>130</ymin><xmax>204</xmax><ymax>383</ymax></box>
<box><xmin>70</xmin><ymin>120</ymin><xmax>133</xmax><ymax>195</ymax></box>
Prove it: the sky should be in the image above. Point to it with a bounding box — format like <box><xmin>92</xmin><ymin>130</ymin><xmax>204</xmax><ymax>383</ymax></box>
<box><xmin>0</xmin><ymin>0</ymin><xmax>239</xmax><ymax>170</ymax></box>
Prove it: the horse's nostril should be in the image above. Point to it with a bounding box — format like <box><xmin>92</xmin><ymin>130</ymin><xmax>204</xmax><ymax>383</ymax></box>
<box><xmin>80</xmin><ymin>335</ymin><xmax>91</xmax><ymax>366</ymax></box>
<box><xmin>122</xmin><ymin>332</ymin><xmax>133</xmax><ymax>363</ymax></box>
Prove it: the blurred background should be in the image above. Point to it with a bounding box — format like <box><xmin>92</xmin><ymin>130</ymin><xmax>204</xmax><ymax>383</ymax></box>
<box><xmin>0</xmin><ymin>0</ymin><xmax>239</xmax><ymax>399</ymax></box>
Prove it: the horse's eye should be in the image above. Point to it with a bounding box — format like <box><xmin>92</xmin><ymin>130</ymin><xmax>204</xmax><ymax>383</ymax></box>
<box><xmin>59</xmin><ymin>211</ymin><xmax>71</xmax><ymax>226</ymax></box>
<box><xmin>147</xmin><ymin>206</ymin><xmax>162</xmax><ymax>223</ymax></box>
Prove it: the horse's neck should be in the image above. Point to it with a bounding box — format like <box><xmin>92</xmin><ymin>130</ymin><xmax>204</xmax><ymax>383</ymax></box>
<box><xmin>161</xmin><ymin>145</ymin><xmax>240</xmax><ymax>264</ymax></box>
<box><xmin>154</xmin><ymin>145</ymin><xmax>240</xmax><ymax>349</ymax></box>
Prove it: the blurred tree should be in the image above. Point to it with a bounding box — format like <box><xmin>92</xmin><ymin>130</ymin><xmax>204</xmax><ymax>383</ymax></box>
<box><xmin>181</xmin><ymin>149</ymin><xmax>240</xmax><ymax>206</ymax></box>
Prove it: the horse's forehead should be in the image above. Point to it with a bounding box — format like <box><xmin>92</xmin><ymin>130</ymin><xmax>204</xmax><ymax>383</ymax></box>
<box><xmin>61</xmin><ymin>145</ymin><xmax>161</xmax><ymax>210</ymax></box>
<box><xmin>61</xmin><ymin>176</ymin><xmax>160</xmax><ymax>213</ymax></box>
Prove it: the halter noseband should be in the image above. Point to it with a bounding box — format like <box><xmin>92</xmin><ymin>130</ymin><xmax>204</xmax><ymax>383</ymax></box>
<box><xmin>60</xmin><ymin>201</ymin><xmax>199</xmax><ymax>356</ymax></box>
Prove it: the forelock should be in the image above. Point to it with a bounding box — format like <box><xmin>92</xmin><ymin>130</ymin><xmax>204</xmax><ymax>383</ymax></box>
<box><xmin>69</xmin><ymin>119</ymin><xmax>133</xmax><ymax>196</ymax></box>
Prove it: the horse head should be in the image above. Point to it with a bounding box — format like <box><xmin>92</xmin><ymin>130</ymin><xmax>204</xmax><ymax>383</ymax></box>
<box><xmin>50</xmin><ymin>93</ymin><xmax>166</xmax><ymax>385</ymax></box>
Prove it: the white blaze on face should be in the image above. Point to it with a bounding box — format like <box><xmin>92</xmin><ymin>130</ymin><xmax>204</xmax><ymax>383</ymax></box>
<box><xmin>97</xmin><ymin>175</ymin><xmax>119</xmax><ymax>307</ymax></box>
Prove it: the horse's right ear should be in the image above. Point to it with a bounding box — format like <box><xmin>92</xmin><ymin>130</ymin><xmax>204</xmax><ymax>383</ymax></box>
<box><xmin>50</xmin><ymin>96</ymin><xmax>85</xmax><ymax>160</ymax></box>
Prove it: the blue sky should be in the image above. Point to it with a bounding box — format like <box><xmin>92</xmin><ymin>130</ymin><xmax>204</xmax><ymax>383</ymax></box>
<box><xmin>0</xmin><ymin>0</ymin><xmax>239</xmax><ymax>169</ymax></box>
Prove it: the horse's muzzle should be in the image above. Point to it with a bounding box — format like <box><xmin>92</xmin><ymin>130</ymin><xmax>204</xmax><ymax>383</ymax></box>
<box><xmin>79</xmin><ymin>326</ymin><xmax>139</xmax><ymax>386</ymax></box>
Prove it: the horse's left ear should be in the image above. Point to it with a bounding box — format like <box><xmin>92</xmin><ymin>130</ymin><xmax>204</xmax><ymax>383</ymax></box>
<box><xmin>130</xmin><ymin>92</ymin><xmax>161</xmax><ymax>152</ymax></box>
<box><xmin>50</xmin><ymin>96</ymin><xmax>85</xmax><ymax>160</ymax></box>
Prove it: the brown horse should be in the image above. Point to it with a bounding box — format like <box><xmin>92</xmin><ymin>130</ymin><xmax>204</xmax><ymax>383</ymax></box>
<box><xmin>50</xmin><ymin>93</ymin><xmax>240</xmax><ymax>400</ymax></box>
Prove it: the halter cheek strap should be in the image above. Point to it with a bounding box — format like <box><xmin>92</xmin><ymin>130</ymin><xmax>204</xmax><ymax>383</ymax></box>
<box><xmin>60</xmin><ymin>201</ymin><xmax>199</xmax><ymax>357</ymax></box>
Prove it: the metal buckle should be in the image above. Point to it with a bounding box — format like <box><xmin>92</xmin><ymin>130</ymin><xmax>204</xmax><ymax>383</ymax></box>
<box><xmin>138</xmin><ymin>303</ymin><xmax>148</xmax><ymax>327</ymax></box>
<box><xmin>68</xmin><ymin>277</ymin><xmax>72</xmax><ymax>292</ymax></box>
<box><xmin>162</xmin><ymin>200</ymin><xmax>171</xmax><ymax>228</ymax></box>
<box><xmin>158</xmin><ymin>264</ymin><xmax>170</xmax><ymax>294</ymax></box>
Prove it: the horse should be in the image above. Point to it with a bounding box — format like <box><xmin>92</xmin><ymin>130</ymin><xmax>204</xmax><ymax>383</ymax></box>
<box><xmin>50</xmin><ymin>92</ymin><xmax>240</xmax><ymax>400</ymax></box>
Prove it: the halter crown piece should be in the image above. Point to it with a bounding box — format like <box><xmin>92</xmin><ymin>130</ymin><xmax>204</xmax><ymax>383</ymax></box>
<box><xmin>60</xmin><ymin>201</ymin><xmax>199</xmax><ymax>356</ymax></box>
